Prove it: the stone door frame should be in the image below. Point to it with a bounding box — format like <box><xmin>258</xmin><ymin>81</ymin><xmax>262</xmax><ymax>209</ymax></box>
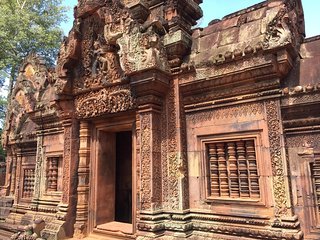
<box><xmin>88</xmin><ymin>113</ymin><xmax>137</xmax><ymax>237</ymax></box>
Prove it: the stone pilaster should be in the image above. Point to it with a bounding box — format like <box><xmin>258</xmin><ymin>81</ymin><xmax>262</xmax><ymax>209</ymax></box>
<box><xmin>138</xmin><ymin>101</ymin><xmax>163</xmax><ymax>211</ymax></box>
<box><xmin>12</xmin><ymin>150</ymin><xmax>22</xmax><ymax>206</ymax></box>
<box><xmin>9</xmin><ymin>150</ymin><xmax>17</xmax><ymax>196</ymax></box>
<box><xmin>32</xmin><ymin>134</ymin><xmax>44</xmax><ymax>203</ymax></box>
<box><xmin>160</xmin><ymin>77</ymin><xmax>189</xmax><ymax>211</ymax></box>
<box><xmin>130</xmin><ymin>69</ymin><xmax>170</xmax><ymax>236</ymax></box>
<box><xmin>265</xmin><ymin>99</ymin><xmax>302</xmax><ymax>237</ymax></box>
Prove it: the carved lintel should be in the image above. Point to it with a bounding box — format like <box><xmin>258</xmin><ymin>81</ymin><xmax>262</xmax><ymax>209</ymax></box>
<box><xmin>75</xmin><ymin>84</ymin><xmax>136</xmax><ymax>118</ymax></box>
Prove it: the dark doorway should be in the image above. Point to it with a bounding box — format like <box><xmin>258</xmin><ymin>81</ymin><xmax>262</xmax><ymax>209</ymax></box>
<box><xmin>115</xmin><ymin>131</ymin><xmax>132</xmax><ymax>223</ymax></box>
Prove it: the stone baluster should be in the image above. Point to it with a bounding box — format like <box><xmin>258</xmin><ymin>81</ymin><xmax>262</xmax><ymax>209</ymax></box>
<box><xmin>236</xmin><ymin>141</ymin><xmax>249</xmax><ymax>197</ymax></box>
<box><xmin>47</xmin><ymin>157</ymin><xmax>58</xmax><ymax>192</ymax></box>
<box><xmin>217</xmin><ymin>143</ymin><xmax>229</xmax><ymax>197</ymax></box>
<box><xmin>208</xmin><ymin>143</ymin><xmax>219</xmax><ymax>197</ymax></box>
<box><xmin>228</xmin><ymin>142</ymin><xmax>239</xmax><ymax>198</ymax></box>
<box><xmin>246</xmin><ymin>140</ymin><xmax>260</xmax><ymax>198</ymax></box>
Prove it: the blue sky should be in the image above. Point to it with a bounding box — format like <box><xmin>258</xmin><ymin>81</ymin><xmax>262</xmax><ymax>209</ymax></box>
<box><xmin>61</xmin><ymin>0</ymin><xmax>319</xmax><ymax>38</ymax></box>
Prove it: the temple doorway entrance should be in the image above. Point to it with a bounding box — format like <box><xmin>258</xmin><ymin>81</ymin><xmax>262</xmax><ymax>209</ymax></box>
<box><xmin>91</xmin><ymin>118</ymin><xmax>135</xmax><ymax>237</ymax></box>
<box><xmin>115</xmin><ymin>131</ymin><xmax>132</xmax><ymax>224</ymax></box>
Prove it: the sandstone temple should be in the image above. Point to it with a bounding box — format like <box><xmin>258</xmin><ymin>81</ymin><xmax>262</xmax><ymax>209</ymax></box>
<box><xmin>1</xmin><ymin>0</ymin><xmax>320</xmax><ymax>239</ymax></box>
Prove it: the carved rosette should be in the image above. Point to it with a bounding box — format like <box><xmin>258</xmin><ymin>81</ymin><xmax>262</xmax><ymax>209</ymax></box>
<box><xmin>75</xmin><ymin>85</ymin><xmax>136</xmax><ymax>118</ymax></box>
<box><xmin>265</xmin><ymin>100</ymin><xmax>289</xmax><ymax>216</ymax></box>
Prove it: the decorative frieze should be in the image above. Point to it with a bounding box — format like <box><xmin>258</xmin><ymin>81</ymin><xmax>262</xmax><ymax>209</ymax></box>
<box><xmin>187</xmin><ymin>102</ymin><xmax>264</xmax><ymax>123</ymax></box>
<box><xmin>286</xmin><ymin>133</ymin><xmax>320</xmax><ymax>148</ymax></box>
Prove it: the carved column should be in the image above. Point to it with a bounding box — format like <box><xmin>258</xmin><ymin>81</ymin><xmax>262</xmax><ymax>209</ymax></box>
<box><xmin>47</xmin><ymin>157</ymin><xmax>59</xmax><ymax>192</ymax></box>
<box><xmin>74</xmin><ymin>121</ymin><xmax>91</xmax><ymax>237</ymax></box>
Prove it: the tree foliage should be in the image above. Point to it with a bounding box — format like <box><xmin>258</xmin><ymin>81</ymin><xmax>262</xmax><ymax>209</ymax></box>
<box><xmin>0</xmin><ymin>0</ymin><xmax>68</xmax><ymax>161</ymax></box>
<box><xmin>0</xmin><ymin>96</ymin><xmax>6</xmax><ymax>128</ymax></box>
<box><xmin>0</xmin><ymin>0</ymin><xmax>68</xmax><ymax>92</ymax></box>
<box><xmin>0</xmin><ymin>128</ymin><xmax>5</xmax><ymax>162</ymax></box>
<box><xmin>0</xmin><ymin>97</ymin><xmax>6</xmax><ymax>161</ymax></box>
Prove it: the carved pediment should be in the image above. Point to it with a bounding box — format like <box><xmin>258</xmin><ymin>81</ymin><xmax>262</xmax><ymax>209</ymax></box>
<box><xmin>56</xmin><ymin>0</ymin><xmax>169</xmax><ymax>95</ymax></box>
<box><xmin>3</xmin><ymin>54</ymin><xmax>56</xmax><ymax>146</ymax></box>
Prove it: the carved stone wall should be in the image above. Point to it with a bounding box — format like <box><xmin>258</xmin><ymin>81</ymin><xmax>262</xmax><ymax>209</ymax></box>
<box><xmin>3</xmin><ymin>0</ymin><xmax>320</xmax><ymax>240</ymax></box>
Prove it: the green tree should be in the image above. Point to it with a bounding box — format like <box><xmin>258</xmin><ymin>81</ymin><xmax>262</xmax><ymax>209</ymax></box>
<box><xmin>0</xmin><ymin>97</ymin><xmax>6</xmax><ymax>161</ymax></box>
<box><xmin>0</xmin><ymin>0</ymin><xmax>68</xmax><ymax>95</ymax></box>
<box><xmin>0</xmin><ymin>96</ymin><xmax>6</xmax><ymax>128</ymax></box>
<box><xmin>0</xmin><ymin>129</ymin><xmax>5</xmax><ymax>162</ymax></box>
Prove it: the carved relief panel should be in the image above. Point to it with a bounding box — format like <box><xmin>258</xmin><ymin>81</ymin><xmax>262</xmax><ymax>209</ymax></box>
<box><xmin>75</xmin><ymin>84</ymin><xmax>136</xmax><ymax>118</ymax></box>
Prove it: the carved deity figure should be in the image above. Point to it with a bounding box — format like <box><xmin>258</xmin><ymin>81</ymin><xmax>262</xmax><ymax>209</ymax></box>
<box><xmin>92</xmin><ymin>40</ymin><xmax>109</xmax><ymax>75</ymax></box>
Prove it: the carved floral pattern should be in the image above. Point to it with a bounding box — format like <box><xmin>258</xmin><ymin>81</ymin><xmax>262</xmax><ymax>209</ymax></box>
<box><xmin>62</xmin><ymin>125</ymin><xmax>71</xmax><ymax>203</ymax></box>
<box><xmin>167</xmin><ymin>81</ymin><xmax>180</xmax><ymax>210</ymax></box>
<box><xmin>140</xmin><ymin>113</ymin><xmax>152</xmax><ymax>210</ymax></box>
<box><xmin>265</xmin><ymin>100</ymin><xmax>288</xmax><ymax>216</ymax></box>
<box><xmin>187</xmin><ymin>102</ymin><xmax>264</xmax><ymax>123</ymax></box>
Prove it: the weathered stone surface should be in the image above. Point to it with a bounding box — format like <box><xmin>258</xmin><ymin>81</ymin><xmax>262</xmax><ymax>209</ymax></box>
<box><xmin>1</xmin><ymin>0</ymin><xmax>320</xmax><ymax>240</ymax></box>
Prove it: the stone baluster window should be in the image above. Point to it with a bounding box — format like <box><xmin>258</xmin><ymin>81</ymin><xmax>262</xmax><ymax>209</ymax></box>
<box><xmin>311</xmin><ymin>157</ymin><xmax>320</xmax><ymax>215</ymax></box>
<box><xmin>207</xmin><ymin>139</ymin><xmax>260</xmax><ymax>199</ymax></box>
<box><xmin>46</xmin><ymin>157</ymin><xmax>60</xmax><ymax>192</ymax></box>
<box><xmin>23</xmin><ymin>169</ymin><xmax>35</xmax><ymax>198</ymax></box>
